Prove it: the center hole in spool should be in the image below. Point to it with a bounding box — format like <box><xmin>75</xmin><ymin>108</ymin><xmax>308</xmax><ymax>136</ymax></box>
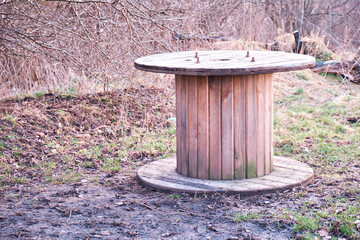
<box><xmin>218</xmin><ymin>59</ymin><xmax>230</xmax><ymax>61</ymax></box>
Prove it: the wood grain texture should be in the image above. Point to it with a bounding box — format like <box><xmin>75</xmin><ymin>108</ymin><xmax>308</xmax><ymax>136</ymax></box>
<box><xmin>175</xmin><ymin>75</ymin><xmax>181</xmax><ymax>174</ymax></box>
<box><xmin>256</xmin><ymin>74</ymin><xmax>266</xmax><ymax>177</ymax></box>
<box><xmin>139</xmin><ymin>50</ymin><xmax>314</xmax><ymax>181</ymax></box>
<box><xmin>245</xmin><ymin>75</ymin><xmax>257</xmax><ymax>178</ymax></box>
<box><xmin>175</xmin><ymin>73</ymin><xmax>274</xmax><ymax>180</ymax></box>
<box><xmin>209</xmin><ymin>77</ymin><xmax>222</xmax><ymax>180</ymax></box>
<box><xmin>221</xmin><ymin>76</ymin><xmax>234</xmax><ymax>180</ymax></box>
<box><xmin>175</xmin><ymin>75</ymin><xmax>188</xmax><ymax>176</ymax></box>
<box><xmin>137</xmin><ymin>156</ymin><xmax>314</xmax><ymax>195</ymax></box>
<box><xmin>197</xmin><ymin>76</ymin><xmax>209</xmax><ymax>179</ymax></box>
<box><xmin>264</xmin><ymin>74</ymin><xmax>271</xmax><ymax>174</ymax></box>
<box><xmin>268</xmin><ymin>74</ymin><xmax>274</xmax><ymax>172</ymax></box>
<box><xmin>187</xmin><ymin>76</ymin><xmax>198</xmax><ymax>178</ymax></box>
<box><xmin>233</xmin><ymin>75</ymin><xmax>246</xmax><ymax>179</ymax></box>
<box><xmin>135</xmin><ymin>50</ymin><xmax>315</xmax><ymax>76</ymax></box>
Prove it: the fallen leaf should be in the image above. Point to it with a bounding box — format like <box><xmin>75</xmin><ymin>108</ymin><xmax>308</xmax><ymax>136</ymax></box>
<box><xmin>318</xmin><ymin>229</ymin><xmax>329</xmax><ymax>237</ymax></box>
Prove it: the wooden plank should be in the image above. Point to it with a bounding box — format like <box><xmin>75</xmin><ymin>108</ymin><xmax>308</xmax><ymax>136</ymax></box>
<box><xmin>135</xmin><ymin>50</ymin><xmax>315</xmax><ymax>76</ymax></box>
<box><xmin>233</xmin><ymin>75</ymin><xmax>246</xmax><ymax>179</ymax></box>
<box><xmin>263</xmin><ymin>74</ymin><xmax>269</xmax><ymax>174</ymax></box>
<box><xmin>264</xmin><ymin>74</ymin><xmax>272</xmax><ymax>174</ymax></box>
<box><xmin>137</xmin><ymin>156</ymin><xmax>314</xmax><ymax>195</ymax></box>
<box><xmin>256</xmin><ymin>74</ymin><xmax>266</xmax><ymax>177</ymax></box>
<box><xmin>221</xmin><ymin>76</ymin><xmax>234</xmax><ymax>180</ymax></box>
<box><xmin>209</xmin><ymin>77</ymin><xmax>222</xmax><ymax>180</ymax></box>
<box><xmin>175</xmin><ymin>75</ymin><xmax>181</xmax><ymax>174</ymax></box>
<box><xmin>269</xmin><ymin>74</ymin><xmax>274</xmax><ymax>171</ymax></box>
<box><xmin>187</xmin><ymin>76</ymin><xmax>197</xmax><ymax>178</ymax></box>
<box><xmin>175</xmin><ymin>75</ymin><xmax>187</xmax><ymax>175</ymax></box>
<box><xmin>245</xmin><ymin>75</ymin><xmax>257</xmax><ymax>178</ymax></box>
<box><xmin>197</xmin><ymin>76</ymin><xmax>209</xmax><ymax>179</ymax></box>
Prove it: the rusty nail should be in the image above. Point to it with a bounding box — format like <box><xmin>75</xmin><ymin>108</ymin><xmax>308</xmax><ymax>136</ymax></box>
<box><xmin>195</xmin><ymin>52</ymin><xmax>198</xmax><ymax>58</ymax></box>
<box><xmin>246</xmin><ymin>51</ymin><xmax>250</xmax><ymax>57</ymax></box>
<box><xmin>196</xmin><ymin>56</ymin><xmax>200</xmax><ymax>63</ymax></box>
<box><xmin>251</xmin><ymin>57</ymin><xmax>255</xmax><ymax>62</ymax></box>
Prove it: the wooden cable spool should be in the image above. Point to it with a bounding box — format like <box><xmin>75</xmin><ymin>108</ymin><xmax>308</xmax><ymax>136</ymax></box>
<box><xmin>135</xmin><ymin>50</ymin><xmax>315</xmax><ymax>180</ymax></box>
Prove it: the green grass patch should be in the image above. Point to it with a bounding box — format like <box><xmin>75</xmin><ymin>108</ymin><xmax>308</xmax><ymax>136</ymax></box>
<box><xmin>274</xmin><ymin>71</ymin><xmax>360</xmax><ymax>238</ymax></box>
<box><xmin>2</xmin><ymin>114</ymin><xmax>17</xmax><ymax>125</ymax></box>
<box><xmin>167</xmin><ymin>193</ymin><xmax>181</xmax><ymax>199</ymax></box>
<box><xmin>233</xmin><ymin>211</ymin><xmax>262</xmax><ymax>222</ymax></box>
<box><xmin>101</xmin><ymin>157</ymin><xmax>122</xmax><ymax>172</ymax></box>
<box><xmin>293</xmin><ymin>214</ymin><xmax>320</xmax><ymax>232</ymax></box>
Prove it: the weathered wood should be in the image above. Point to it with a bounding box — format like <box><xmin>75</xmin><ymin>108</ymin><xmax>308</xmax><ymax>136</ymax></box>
<box><xmin>135</xmin><ymin>50</ymin><xmax>315</xmax><ymax>76</ymax></box>
<box><xmin>137</xmin><ymin>156</ymin><xmax>314</xmax><ymax>195</ymax></box>
<box><xmin>197</xmin><ymin>76</ymin><xmax>209</xmax><ymax>179</ymax></box>
<box><xmin>209</xmin><ymin>77</ymin><xmax>222</xmax><ymax>180</ymax></box>
<box><xmin>176</xmin><ymin>73</ymin><xmax>274</xmax><ymax>180</ymax></box>
<box><xmin>175</xmin><ymin>75</ymin><xmax>188</xmax><ymax>176</ymax></box>
<box><xmin>269</xmin><ymin>74</ymin><xmax>274</xmax><ymax>171</ymax></box>
<box><xmin>233</xmin><ymin>76</ymin><xmax>246</xmax><ymax>179</ymax></box>
<box><xmin>221</xmin><ymin>76</ymin><xmax>234</xmax><ymax>180</ymax></box>
<box><xmin>311</xmin><ymin>60</ymin><xmax>360</xmax><ymax>83</ymax></box>
<box><xmin>187</xmin><ymin>76</ymin><xmax>198</xmax><ymax>178</ymax></box>
<box><xmin>293</xmin><ymin>30</ymin><xmax>303</xmax><ymax>53</ymax></box>
<box><xmin>138</xmin><ymin>51</ymin><xmax>314</xmax><ymax>181</ymax></box>
<box><xmin>265</xmin><ymin>74</ymin><xmax>274</xmax><ymax>174</ymax></box>
<box><xmin>245</xmin><ymin>75</ymin><xmax>257</xmax><ymax>178</ymax></box>
<box><xmin>256</xmin><ymin>74</ymin><xmax>266</xmax><ymax>177</ymax></box>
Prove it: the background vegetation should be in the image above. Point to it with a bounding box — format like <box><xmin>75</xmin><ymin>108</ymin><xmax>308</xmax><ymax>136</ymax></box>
<box><xmin>1</xmin><ymin>0</ymin><xmax>359</xmax><ymax>99</ymax></box>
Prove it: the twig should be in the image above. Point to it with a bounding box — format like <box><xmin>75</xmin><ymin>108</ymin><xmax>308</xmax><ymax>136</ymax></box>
<box><xmin>66</xmin><ymin>209</ymin><xmax>73</xmax><ymax>225</ymax></box>
<box><xmin>138</xmin><ymin>202</ymin><xmax>156</xmax><ymax>211</ymax></box>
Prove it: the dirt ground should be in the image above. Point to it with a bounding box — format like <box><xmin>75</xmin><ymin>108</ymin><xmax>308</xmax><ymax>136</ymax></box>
<box><xmin>0</xmin><ymin>88</ymin><xmax>358</xmax><ymax>239</ymax></box>
<box><xmin>1</xmin><ymin>176</ymin><xmax>299</xmax><ymax>240</ymax></box>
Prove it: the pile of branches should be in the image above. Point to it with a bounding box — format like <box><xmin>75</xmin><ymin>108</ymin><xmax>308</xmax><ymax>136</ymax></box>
<box><xmin>311</xmin><ymin>60</ymin><xmax>360</xmax><ymax>84</ymax></box>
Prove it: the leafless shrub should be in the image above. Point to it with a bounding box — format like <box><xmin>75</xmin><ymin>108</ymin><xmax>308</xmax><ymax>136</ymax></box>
<box><xmin>0</xmin><ymin>0</ymin><xmax>359</xmax><ymax>99</ymax></box>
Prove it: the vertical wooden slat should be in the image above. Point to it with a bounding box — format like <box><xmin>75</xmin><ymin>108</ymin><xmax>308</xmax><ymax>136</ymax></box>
<box><xmin>245</xmin><ymin>75</ymin><xmax>257</xmax><ymax>178</ymax></box>
<box><xmin>263</xmin><ymin>74</ymin><xmax>268</xmax><ymax>172</ymax></box>
<box><xmin>187</xmin><ymin>76</ymin><xmax>197</xmax><ymax>178</ymax></box>
<box><xmin>221</xmin><ymin>76</ymin><xmax>234</xmax><ymax>180</ymax></box>
<box><xmin>269</xmin><ymin>74</ymin><xmax>274</xmax><ymax>171</ymax></box>
<box><xmin>197</xmin><ymin>76</ymin><xmax>209</xmax><ymax>179</ymax></box>
<box><xmin>175</xmin><ymin>75</ymin><xmax>188</xmax><ymax>175</ymax></box>
<box><xmin>183</xmin><ymin>76</ymin><xmax>189</xmax><ymax>176</ymax></box>
<box><xmin>256</xmin><ymin>74</ymin><xmax>266</xmax><ymax>177</ymax></box>
<box><xmin>209</xmin><ymin>77</ymin><xmax>222</xmax><ymax>180</ymax></box>
<box><xmin>176</xmin><ymin>73</ymin><xmax>274</xmax><ymax>180</ymax></box>
<box><xmin>175</xmin><ymin>75</ymin><xmax>181</xmax><ymax>174</ymax></box>
<box><xmin>233</xmin><ymin>76</ymin><xmax>246</xmax><ymax>179</ymax></box>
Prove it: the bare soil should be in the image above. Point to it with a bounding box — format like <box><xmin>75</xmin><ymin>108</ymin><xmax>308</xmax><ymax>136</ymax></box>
<box><xmin>1</xmin><ymin>178</ymin><xmax>298</xmax><ymax>240</ymax></box>
<box><xmin>0</xmin><ymin>88</ymin><xmax>357</xmax><ymax>239</ymax></box>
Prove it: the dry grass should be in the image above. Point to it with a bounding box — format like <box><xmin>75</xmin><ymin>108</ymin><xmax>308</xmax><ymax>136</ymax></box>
<box><xmin>1</xmin><ymin>1</ymin><xmax>359</xmax><ymax>101</ymax></box>
<box><xmin>302</xmin><ymin>34</ymin><xmax>337</xmax><ymax>61</ymax></box>
<box><xmin>275</xmin><ymin>33</ymin><xmax>295</xmax><ymax>52</ymax></box>
<box><xmin>210</xmin><ymin>39</ymin><xmax>266</xmax><ymax>51</ymax></box>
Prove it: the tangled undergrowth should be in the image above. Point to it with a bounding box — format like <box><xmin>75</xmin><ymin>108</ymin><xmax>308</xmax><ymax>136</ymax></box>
<box><xmin>0</xmin><ymin>87</ymin><xmax>176</xmax><ymax>186</ymax></box>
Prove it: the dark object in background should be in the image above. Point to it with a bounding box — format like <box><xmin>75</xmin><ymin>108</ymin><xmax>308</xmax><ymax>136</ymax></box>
<box><xmin>347</xmin><ymin>117</ymin><xmax>360</xmax><ymax>123</ymax></box>
<box><xmin>293</xmin><ymin>30</ymin><xmax>303</xmax><ymax>53</ymax></box>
